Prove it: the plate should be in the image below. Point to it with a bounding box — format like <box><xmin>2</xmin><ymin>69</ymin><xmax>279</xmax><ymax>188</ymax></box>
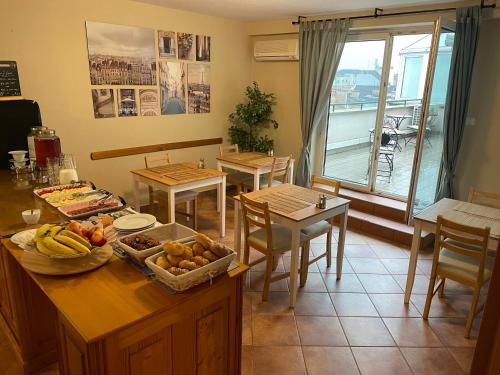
<box><xmin>113</xmin><ymin>214</ymin><xmax>156</xmax><ymax>231</ymax></box>
<box><xmin>10</xmin><ymin>229</ymin><xmax>37</xmax><ymax>249</ymax></box>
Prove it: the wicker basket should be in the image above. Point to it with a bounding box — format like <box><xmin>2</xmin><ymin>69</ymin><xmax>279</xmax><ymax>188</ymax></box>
<box><xmin>117</xmin><ymin>223</ymin><xmax>196</xmax><ymax>263</ymax></box>
<box><xmin>145</xmin><ymin>241</ymin><xmax>236</xmax><ymax>292</ymax></box>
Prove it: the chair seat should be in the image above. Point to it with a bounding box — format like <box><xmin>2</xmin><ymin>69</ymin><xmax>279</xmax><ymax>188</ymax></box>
<box><xmin>301</xmin><ymin>220</ymin><xmax>331</xmax><ymax>238</ymax></box>
<box><xmin>154</xmin><ymin>189</ymin><xmax>198</xmax><ymax>203</ymax></box>
<box><xmin>437</xmin><ymin>247</ymin><xmax>494</xmax><ymax>284</ymax></box>
<box><xmin>248</xmin><ymin>224</ymin><xmax>306</xmax><ymax>253</ymax></box>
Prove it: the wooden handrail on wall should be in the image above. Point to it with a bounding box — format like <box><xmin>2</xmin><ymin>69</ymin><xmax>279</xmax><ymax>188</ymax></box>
<box><xmin>90</xmin><ymin>137</ymin><xmax>223</xmax><ymax>160</ymax></box>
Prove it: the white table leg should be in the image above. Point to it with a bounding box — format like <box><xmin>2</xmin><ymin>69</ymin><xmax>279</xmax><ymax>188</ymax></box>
<box><xmin>234</xmin><ymin>200</ymin><xmax>241</xmax><ymax>259</ymax></box>
<box><xmin>220</xmin><ymin>176</ymin><xmax>226</xmax><ymax>238</ymax></box>
<box><xmin>337</xmin><ymin>207</ymin><xmax>348</xmax><ymax>279</ymax></box>
<box><xmin>253</xmin><ymin>171</ymin><xmax>260</xmax><ymax>191</ymax></box>
<box><xmin>289</xmin><ymin>227</ymin><xmax>301</xmax><ymax>308</ymax></box>
<box><xmin>216</xmin><ymin>161</ymin><xmax>222</xmax><ymax>213</ymax></box>
<box><xmin>133</xmin><ymin>176</ymin><xmax>141</xmax><ymax>212</ymax></box>
<box><xmin>167</xmin><ymin>189</ymin><xmax>175</xmax><ymax>223</ymax></box>
<box><xmin>404</xmin><ymin>220</ymin><xmax>422</xmax><ymax>304</ymax></box>
<box><xmin>289</xmin><ymin>159</ymin><xmax>295</xmax><ymax>184</ymax></box>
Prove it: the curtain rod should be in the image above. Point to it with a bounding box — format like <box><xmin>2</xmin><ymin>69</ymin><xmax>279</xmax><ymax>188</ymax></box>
<box><xmin>291</xmin><ymin>0</ymin><xmax>496</xmax><ymax>25</ymax></box>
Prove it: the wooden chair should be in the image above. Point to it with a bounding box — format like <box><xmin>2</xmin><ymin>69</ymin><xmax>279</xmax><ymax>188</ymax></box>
<box><xmin>240</xmin><ymin>194</ymin><xmax>307</xmax><ymax>301</ymax></box>
<box><xmin>423</xmin><ymin>215</ymin><xmax>496</xmax><ymax>338</ymax></box>
<box><xmin>242</xmin><ymin>155</ymin><xmax>292</xmax><ymax>191</ymax></box>
<box><xmin>219</xmin><ymin>144</ymin><xmax>248</xmax><ymax>193</ymax></box>
<box><xmin>144</xmin><ymin>154</ymin><xmax>198</xmax><ymax>229</ymax></box>
<box><xmin>468</xmin><ymin>187</ymin><xmax>500</xmax><ymax>209</ymax></box>
<box><xmin>299</xmin><ymin>175</ymin><xmax>341</xmax><ymax>286</ymax></box>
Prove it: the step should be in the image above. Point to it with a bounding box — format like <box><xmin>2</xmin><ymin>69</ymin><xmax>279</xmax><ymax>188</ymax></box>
<box><xmin>338</xmin><ymin>188</ymin><xmax>407</xmax><ymax>223</ymax></box>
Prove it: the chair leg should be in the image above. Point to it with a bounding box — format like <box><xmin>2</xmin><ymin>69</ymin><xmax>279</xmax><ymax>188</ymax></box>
<box><xmin>326</xmin><ymin>229</ymin><xmax>332</xmax><ymax>268</ymax></box>
<box><xmin>465</xmin><ymin>288</ymin><xmax>481</xmax><ymax>338</ymax></box>
<box><xmin>185</xmin><ymin>201</ymin><xmax>190</xmax><ymax>222</ymax></box>
<box><xmin>243</xmin><ymin>243</ymin><xmax>250</xmax><ymax>266</ymax></box>
<box><xmin>192</xmin><ymin>198</ymin><xmax>198</xmax><ymax>230</ymax></box>
<box><xmin>262</xmin><ymin>253</ymin><xmax>273</xmax><ymax>302</ymax></box>
<box><xmin>300</xmin><ymin>242</ymin><xmax>310</xmax><ymax>288</ymax></box>
<box><xmin>438</xmin><ymin>278</ymin><xmax>445</xmax><ymax>298</ymax></box>
<box><xmin>148</xmin><ymin>186</ymin><xmax>154</xmax><ymax>213</ymax></box>
<box><xmin>422</xmin><ymin>274</ymin><xmax>437</xmax><ymax>319</ymax></box>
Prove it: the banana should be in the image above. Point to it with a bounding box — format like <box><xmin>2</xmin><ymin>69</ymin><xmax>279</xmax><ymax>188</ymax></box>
<box><xmin>54</xmin><ymin>234</ymin><xmax>90</xmax><ymax>254</ymax></box>
<box><xmin>42</xmin><ymin>237</ymin><xmax>78</xmax><ymax>255</ymax></box>
<box><xmin>35</xmin><ymin>239</ymin><xmax>59</xmax><ymax>256</ymax></box>
<box><xmin>35</xmin><ymin>224</ymin><xmax>54</xmax><ymax>240</ymax></box>
<box><xmin>59</xmin><ymin>230</ymin><xmax>92</xmax><ymax>249</ymax></box>
<box><xmin>49</xmin><ymin>225</ymin><xmax>64</xmax><ymax>237</ymax></box>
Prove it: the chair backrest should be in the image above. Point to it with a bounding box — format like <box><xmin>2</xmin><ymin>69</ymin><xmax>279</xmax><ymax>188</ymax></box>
<box><xmin>145</xmin><ymin>153</ymin><xmax>171</xmax><ymax>168</ymax></box>
<box><xmin>240</xmin><ymin>194</ymin><xmax>273</xmax><ymax>252</ymax></box>
<box><xmin>268</xmin><ymin>155</ymin><xmax>292</xmax><ymax>187</ymax></box>
<box><xmin>467</xmin><ymin>187</ymin><xmax>500</xmax><ymax>209</ymax></box>
<box><xmin>434</xmin><ymin>215</ymin><xmax>491</xmax><ymax>283</ymax></box>
<box><xmin>219</xmin><ymin>144</ymin><xmax>239</xmax><ymax>157</ymax></box>
<box><xmin>310</xmin><ymin>175</ymin><xmax>340</xmax><ymax>196</ymax></box>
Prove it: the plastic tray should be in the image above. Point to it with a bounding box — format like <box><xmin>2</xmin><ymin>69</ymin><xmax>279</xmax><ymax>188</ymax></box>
<box><xmin>58</xmin><ymin>198</ymin><xmax>124</xmax><ymax>219</ymax></box>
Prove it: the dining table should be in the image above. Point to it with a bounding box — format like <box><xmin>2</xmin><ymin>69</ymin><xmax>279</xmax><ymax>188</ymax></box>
<box><xmin>131</xmin><ymin>162</ymin><xmax>227</xmax><ymax>237</ymax></box>
<box><xmin>216</xmin><ymin>152</ymin><xmax>295</xmax><ymax>192</ymax></box>
<box><xmin>233</xmin><ymin>183</ymin><xmax>350</xmax><ymax>307</ymax></box>
<box><xmin>404</xmin><ymin>198</ymin><xmax>500</xmax><ymax>303</ymax></box>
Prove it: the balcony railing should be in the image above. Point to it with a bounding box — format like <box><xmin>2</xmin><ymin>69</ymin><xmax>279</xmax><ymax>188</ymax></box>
<box><xmin>330</xmin><ymin>98</ymin><xmax>422</xmax><ymax>113</ymax></box>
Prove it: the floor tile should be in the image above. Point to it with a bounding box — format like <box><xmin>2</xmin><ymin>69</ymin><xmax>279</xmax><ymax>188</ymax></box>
<box><xmin>344</xmin><ymin>244</ymin><xmax>378</xmax><ymax>258</ymax></box>
<box><xmin>249</xmin><ymin>271</ymin><xmax>289</xmax><ymax>292</ymax></box>
<box><xmin>369</xmin><ymin>294</ymin><xmax>421</xmax><ymax>317</ymax></box>
<box><xmin>310</xmin><ymin>242</ymin><xmax>337</xmax><ymax>258</ymax></box>
<box><xmin>303</xmin><ymin>347</ymin><xmax>359</xmax><ymax>375</ymax></box>
<box><xmin>349</xmin><ymin>258</ymin><xmax>389</xmax><ymax>274</ymax></box>
<box><xmin>427</xmin><ymin>318</ymin><xmax>478</xmax><ymax>347</ymax></box>
<box><xmin>340</xmin><ymin>317</ymin><xmax>395</xmax><ymax>346</ymax></box>
<box><xmin>252</xmin><ymin>315</ymin><xmax>300</xmax><ymax>346</ymax></box>
<box><xmin>252</xmin><ymin>346</ymin><xmax>307</xmax><ymax>375</ymax></box>
<box><xmin>241</xmin><ymin>346</ymin><xmax>253</xmax><ymax>375</ymax></box>
<box><xmin>416</xmin><ymin>259</ymin><xmax>433</xmax><ymax>275</ymax></box>
<box><xmin>401</xmin><ymin>347</ymin><xmax>465</xmax><ymax>374</ymax></box>
<box><xmin>411</xmin><ymin>293</ymin><xmax>473</xmax><ymax>318</ymax></box>
<box><xmin>294</xmin><ymin>292</ymin><xmax>336</xmax><ymax>316</ymax></box>
<box><xmin>448</xmin><ymin>347</ymin><xmax>475</xmax><ymax>373</ymax></box>
<box><xmin>250</xmin><ymin>292</ymin><xmax>293</xmax><ymax>316</ymax></box>
<box><xmin>352</xmin><ymin>347</ymin><xmax>412</xmax><ymax>375</ymax></box>
<box><xmin>330</xmin><ymin>293</ymin><xmax>379</xmax><ymax>317</ymax></box>
<box><xmin>323</xmin><ymin>273</ymin><xmax>365</xmax><ymax>293</ymax></box>
<box><xmin>297</xmin><ymin>273</ymin><xmax>327</xmax><ymax>293</ymax></box>
<box><xmin>370</xmin><ymin>244</ymin><xmax>409</xmax><ymax>259</ymax></box>
<box><xmin>282</xmin><ymin>255</ymin><xmax>320</xmax><ymax>273</ymax></box>
<box><xmin>335</xmin><ymin>231</ymin><xmax>370</xmax><ymax>244</ymax></box>
<box><xmin>357</xmin><ymin>274</ymin><xmax>403</xmax><ymax>293</ymax></box>
<box><xmin>381</xmin><ymin>258</ymin><xmax>424</xmax><ymax>275</ymax></box>
<box><xmin>318</xmin><ymin>257</ymin><xmax>354</xmax><ymax>274</ymax></box>
<box><xmin>393</xmin><ymin>274</ymin><xmax>430</xmax><ymax>294</ymax></box>
<box><xmin>242</xmin><ymin>314</ymin><xmax>253</xmax><ymax>345</ymax></box>
<box><xmin>383</xmin><ymin>318</ymin><xmax>443</xmax><ymax>347</ymax></box>
<box><xmin>296</xmin><ymin>316</ymin><xmax>348</xmax><ymax>346</ymax></box>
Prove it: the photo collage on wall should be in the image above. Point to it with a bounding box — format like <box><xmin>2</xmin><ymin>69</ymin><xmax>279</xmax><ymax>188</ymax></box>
<box><xmin>86</xmin><ymin>21</ymin><xmax>211</xmax><ymax>119</ymax></box>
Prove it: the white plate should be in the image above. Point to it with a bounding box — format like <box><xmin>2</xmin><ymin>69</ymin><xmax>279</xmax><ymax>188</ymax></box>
<box><xmin>10</xmin><ymin>229</ymin><xmax>37</xmax><ymax>249</ymax></box>
<box><xmin>113</xmin><ymin>214</ymin><xmax>156</xmax><ymax>231</ymax></box>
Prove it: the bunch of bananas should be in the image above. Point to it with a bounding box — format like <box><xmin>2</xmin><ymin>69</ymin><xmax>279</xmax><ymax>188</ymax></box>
<box><xmin>34</xmin><ymin>224</ymin><xmax>92</xmax><ymax>257</ymax></box>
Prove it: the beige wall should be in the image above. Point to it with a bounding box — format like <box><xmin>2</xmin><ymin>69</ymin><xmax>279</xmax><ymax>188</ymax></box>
<box><xmin>0</xmin><ymin>0</ymin><xmax>251</xmax><ymax>201</ymax></box>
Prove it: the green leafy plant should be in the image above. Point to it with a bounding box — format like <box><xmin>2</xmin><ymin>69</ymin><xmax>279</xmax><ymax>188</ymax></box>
<box><xmin>228</xmin><ymin>82</ymin><xmax>278</xmax><ymax>152</ymax></box>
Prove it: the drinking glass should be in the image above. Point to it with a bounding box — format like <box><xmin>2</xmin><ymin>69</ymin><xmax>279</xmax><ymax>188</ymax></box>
<box><xmin>59</xmin><ymin>154</ymin><xmax>79</xmax><ymax>184</ymax></box>
<box><xmin>46</xmin><ymin>157</ymin><xmax>60</xmax><ymax>186</ymax></box>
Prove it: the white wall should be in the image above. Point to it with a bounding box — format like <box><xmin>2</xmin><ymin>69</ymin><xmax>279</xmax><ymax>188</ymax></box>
<box><xmin>0</xmin><ymin>0</ymin><xmax>251</xmax><ymax>201</ymax></box>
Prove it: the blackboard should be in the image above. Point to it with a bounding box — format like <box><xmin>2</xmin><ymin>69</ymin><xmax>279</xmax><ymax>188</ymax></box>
<box><xmin>0</xmin><ymin>61</ymin><xmax>21</xmax><ymax>97</ymax></box>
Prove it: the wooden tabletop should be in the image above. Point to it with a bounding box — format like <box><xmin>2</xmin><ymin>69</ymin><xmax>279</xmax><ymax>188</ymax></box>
<box><xmin>415</xmin><ymin>198</ymin><xmax>500</xmax><ymax>238</ymax></box>
<box><xmin>131</xmin><ymin>162</ymin><xmax>226</xmax><ymax>186</ymax></box>
<box><xmin>0</xmin><ymin>170</ymin><xmax>65</xmax><ymax>238</ymax></box>
<box><xmin>2</xmin><ymin>238</ymin><xmax>248</xmax><ymax>343</ymax></box>
<box><xmin>235</xmin><ymin>183</ymin><xmax>350</xmax><ymax>222</ymax></box>
<box><xmin>217</xmin><ymin>152</ymin><xmax>283</xmax><ymax>170</ymax></box>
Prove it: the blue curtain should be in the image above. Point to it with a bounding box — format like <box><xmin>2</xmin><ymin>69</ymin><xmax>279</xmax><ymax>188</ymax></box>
<box><xmin>296</xmin><ymin>19</ymin><xmax>350</xmax><ymax>187</ymax></box>
<box><xmin>436</xmin><ymin>6</ymin><xmax>481</xmax><ymax>200</ymax></box>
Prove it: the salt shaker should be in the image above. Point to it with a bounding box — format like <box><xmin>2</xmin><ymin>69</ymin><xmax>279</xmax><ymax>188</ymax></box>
<box><xmin>198</xmin><ymin>158</ymin><xmax>206</xmax><ymax>169</ymax></box>
<box><xmin>316</xmin><ymin>194</ymin><xmax>327</xmax><ymax>209</ymax></box>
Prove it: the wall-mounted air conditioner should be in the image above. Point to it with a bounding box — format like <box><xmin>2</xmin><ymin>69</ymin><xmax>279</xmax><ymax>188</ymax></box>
<box><xmin>253</xmin><ymin>39</ymin><xmax>299</xmax><ymax>61</ymax></box>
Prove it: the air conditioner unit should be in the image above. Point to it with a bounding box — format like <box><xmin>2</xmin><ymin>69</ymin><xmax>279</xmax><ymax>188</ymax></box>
<box><xmin>254</xmin><ymin>39</ymin><xmax>299</xmax><ymax>61</ymax></box>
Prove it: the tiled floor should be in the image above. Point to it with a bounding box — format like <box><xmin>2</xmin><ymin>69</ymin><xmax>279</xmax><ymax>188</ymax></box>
<box><xmin>0</xmin><ymin>192</ymin><xmax>479</xmax><ymax>374</ymax></box>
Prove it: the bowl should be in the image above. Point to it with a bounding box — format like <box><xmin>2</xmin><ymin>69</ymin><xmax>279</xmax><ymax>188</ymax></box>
<box><xmin>9</xmin><ymin>150</ymin><xmax>28</xmax><ymax>162</ymax></box>
<box><xmin>22</xmin><ymin>209</ymin><xmax>41</xmax><ymax>225</ymax></box>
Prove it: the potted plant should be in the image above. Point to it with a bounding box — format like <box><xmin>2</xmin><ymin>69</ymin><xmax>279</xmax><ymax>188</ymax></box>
<box><xmin>228</xmin><ymin>82</ymin><xmax>278</xmax><ymax>153</ymax></box>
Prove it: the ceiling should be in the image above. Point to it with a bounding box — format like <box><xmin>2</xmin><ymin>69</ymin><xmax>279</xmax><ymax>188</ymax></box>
<box><xmin>133</xmin><ymin>0</ymin><xmax>457</xmax><ymax>21</ymax></box>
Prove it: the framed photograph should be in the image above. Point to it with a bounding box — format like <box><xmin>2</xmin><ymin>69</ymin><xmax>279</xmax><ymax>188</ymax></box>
<box><xmin>159</xmin><ymin>61</ymin><xmax>186</xmax><ymax>115</ymax></box>
<box><xmin>158</xmin><ymin>31</ymin><xmax>176</xmax><ymax>58</ymax></box>
<box><xmin>91</xmin><ymin>89</ymin><xmax>115</xmax><ymax>119</ymax></box>
<box><xmin>139</xmin><ymin>89</ymin><xmax>159</xmax><ymax>116</ymax></box>
<box><xmin>86</xmin><ymin>21</ymin><xmax>156</xmax><ymax>85</ymax></box>
<box><xmin>188</xmin><ymin>64</ymin><xmax>210</xmax><ymax>114</ymax></box>
<box><xmin>118</xmin><ymin>89</ymin><xmax>138</xmax><ymax>117</ymax></box>
<box><xmin>196</xmin><ymin>35</ymin><xmax>211</xmax><ymax>62</ymax></box>
<box><xmin>177</xmin><ymin>32</ymin><xmax>195</xmax><ymax>61</ymax></box>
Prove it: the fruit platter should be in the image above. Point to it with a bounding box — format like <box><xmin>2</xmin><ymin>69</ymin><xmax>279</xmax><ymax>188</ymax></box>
<box><xmin>31</xmin><ymin>221</ymin><xmax>107</xmax><ymax>259</ymax></box>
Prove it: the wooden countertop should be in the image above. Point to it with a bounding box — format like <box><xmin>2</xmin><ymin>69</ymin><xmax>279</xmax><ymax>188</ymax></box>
<box><xmin>0</xmin><ymin>170</ymin><xmax>64</xmax><ymax>237</ymax></box>
<box><xmin>2</xmin><ymin>238</ymin><xmax>248</xmax><ymax>343</ymax></box>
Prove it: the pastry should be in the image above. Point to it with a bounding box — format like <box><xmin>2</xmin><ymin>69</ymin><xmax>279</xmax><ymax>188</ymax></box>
<box><xmin>163</xmin><ymin>241</ymin><xmax>185</xmax><ymax>256</ymax></box>
<box><xmin>183</xmin><ymin>246</ymin><xmax>193</xmax><ymax>259</ymax></box>
<box><xmin>178</xmin><ymin>260</ymin><xmax>198</xmax><ymax>271</ymax></box>
<box><xmin>202</xmin><ymin>250</ymin><xmax>218</xmax><ymax>262</ymax></box>
<box><xmin>210</xmin><ymin>243</ymin><xmax>231</xmax><ymax>258</ymax></box>
<box><xmin>167</xmin><ymin>254</ymin><xmax>183</xmax><ymax>267</ymax></box>
<box><xmin>167</xmin><ymin>267</ymin><xmax>189</xmax><ymax>276</ymax></box>
<box><xmin>192</xmin><ymin>255</ymin><xmax>209</xmax><ymax>267</ymax></box>
<box><xmin>195</xmin><ymin>233</ymin><xmax>214</xmax><ymax>250</ymax></box>
<box><xmin>192</xmin><ymin>242</ymin><xmax>205</xmax><ymax>256</ymax></box>
<box><xmin>155</xmin><ymin>254</ymin><xmax>171</xmax><ymax>269</ymax></box>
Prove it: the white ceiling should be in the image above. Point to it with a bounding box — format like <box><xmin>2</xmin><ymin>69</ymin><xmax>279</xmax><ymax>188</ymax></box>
<box><xmin>133</xmin><ymin>0</ymin><xmax>457</xmax><ymax>21</ymax></box>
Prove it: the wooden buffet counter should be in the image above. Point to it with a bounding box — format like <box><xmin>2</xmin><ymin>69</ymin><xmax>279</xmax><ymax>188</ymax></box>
<box><xmin>0</xmin><ymin>171</ymin><xmax>248</xmax><ymax>374</ymax></box>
